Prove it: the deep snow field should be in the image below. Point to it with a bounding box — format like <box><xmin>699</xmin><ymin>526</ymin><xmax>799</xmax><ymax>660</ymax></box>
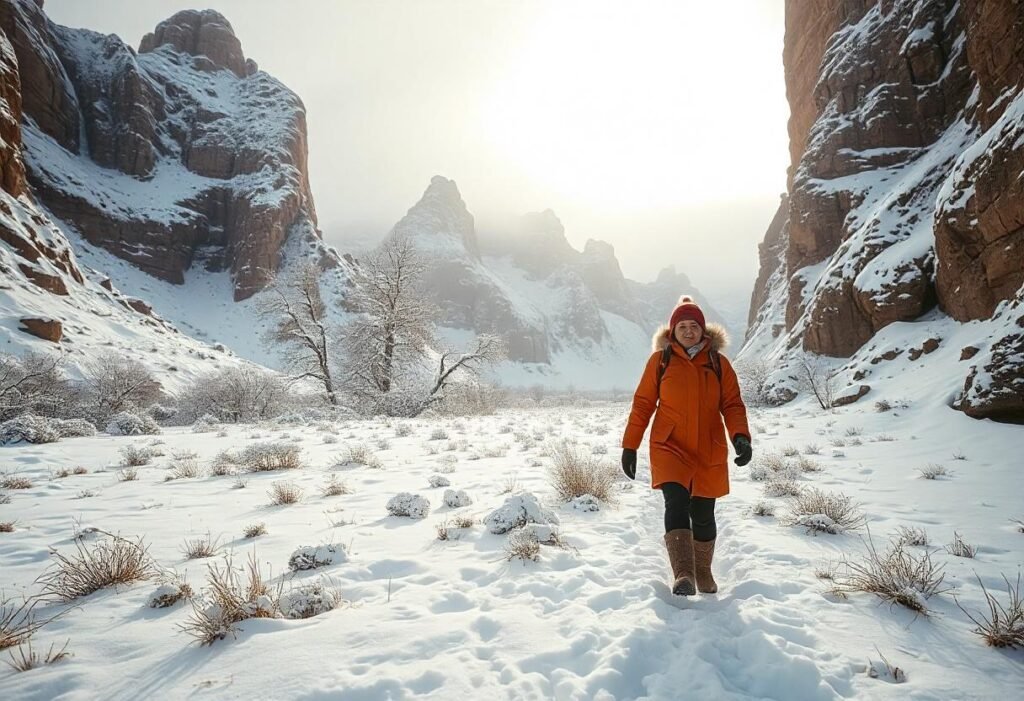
<box><xmin>1</xmin><ymin>401</ymin><xmax>1021</xmax><ymax>700</ymax></box>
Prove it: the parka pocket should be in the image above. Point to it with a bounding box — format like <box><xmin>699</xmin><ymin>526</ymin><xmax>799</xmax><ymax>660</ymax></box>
<box><xmin>651</xmin><ymin>417</ymin><xmax>674</xmax><ymax>444</ymax></box>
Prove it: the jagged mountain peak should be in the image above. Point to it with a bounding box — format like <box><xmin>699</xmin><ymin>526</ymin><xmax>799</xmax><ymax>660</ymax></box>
<box><xmin>140</xmin><ymin>8</ymin><xmax>252</xmax><ymax>77</ymax></box>
<box><xmin>394</xmin><ymin>175</ymin><xmax>479</xmax><ymax>259</ymax></box>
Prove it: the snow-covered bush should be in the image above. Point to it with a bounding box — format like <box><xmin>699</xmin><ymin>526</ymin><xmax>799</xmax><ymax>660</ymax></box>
<box><xmin>428</xmin><ymin>474</ymin><xmax>450</xmax><ymax>488</ymax></box>
<box><xmin>192</xmin><ymin>414</ymin><xmax>219</xmax><ymax>433</ymax></box>
<box><xmin>835</xmin><ymin>536</ymin><xmax>948</xmax><ymax>614</ymax></box>
<box><xmin>484</xmin><ymin>493</ymin><xmax>559</xmax><ymax>534</ymax></box>
<box><xmin>443</xmin><ymin>489</ymin><xmax>472</xmax><ymax>508</ymax></box>
<box><xmin>0</xmin><ymin>414</ymin><xmax>60</xmax><ymax>445</ymax></box>
<box><xmin>53</xmin><ymin>418</ymin><xmax>96</xmax><ymax>438</ymax></box>
<box><xmin>784</xmin><ymin>488</ymin><xmax>865</xmax><ymax>533</ymax></box>
<box><xmin>238</xmin><ymin>442</ymin><xmax>302</xmax><ymax>472</ymax></box>
<box><xmin>119</xmin><ymin>444</ymin><xmax>153</xmax><ymax>467</ymax></box>
<box><xmin>146</xmin><ymin>404</ymin><xmax>178</xmax><ymax>423</ymax></box>
<box><xmin>148</xmin><ymin>579</ymin><xmax>193</xmax><ymax>608</ymax></box>
<box><xmin>287</xmin><ymin>543</ymin><xmax>348</xmax><ymax>571</ymax></box>
<box><xmin>280</xmin><ymin>578</ymin><xmax>342</xmax><ymax>619</ymax></box>
<box><xmin>175</xmin><ymin>367</ymin><xmax>290</xmax><ymax>423</ymax></box>
<box><xmin>386</xmin><ymin>493</ymin><xmax>430</xmax><ymax>519</ymax></box>
<box><xmin>105</xmin><ymin>412</ymin><xmax>160</xmax><ymax>436</ymax></box>
<box><xmin>504</xmin><ymin>529</ymin><xmax>540</xmax><ymax>562</ymax></box>
<box><xmin>180</xmin><ymin>554</ymin><xmax>279</xmax><ymax>645</ymax></box>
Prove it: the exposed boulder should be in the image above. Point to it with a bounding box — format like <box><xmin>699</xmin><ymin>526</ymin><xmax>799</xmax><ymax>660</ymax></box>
<box><xmin>18</xmin><ymin>317</ymin><xmax>61</xmax><ymax>342</ymax></box>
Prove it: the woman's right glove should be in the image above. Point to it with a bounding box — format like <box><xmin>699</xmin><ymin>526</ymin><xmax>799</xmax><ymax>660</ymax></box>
<box><xmin>733</xmin><ymin>435</ymin><xmax>752</xmax><ymax>466</ymax></box>
<box><xmin>621</xmin><ymin>448</ymin><xmax>637</xmax><ymax>480</ymax></box>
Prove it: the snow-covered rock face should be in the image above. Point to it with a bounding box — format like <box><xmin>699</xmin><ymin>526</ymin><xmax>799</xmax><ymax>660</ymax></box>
<box><xmin>744</xmin><ymin>0</ymin><xmax>1024</xmax><ymax>423</ymax></box>
<box><xmin>2</xmin><ymin>0</ymin><xmax>318</xmax><ymax>301</ymax></box>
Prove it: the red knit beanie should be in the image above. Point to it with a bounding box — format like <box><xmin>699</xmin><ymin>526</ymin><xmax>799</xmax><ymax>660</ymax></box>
<box><xmin>669</xmin><ymin>295</ymin><xmax>706</xmax><ymax>332</ymax></box>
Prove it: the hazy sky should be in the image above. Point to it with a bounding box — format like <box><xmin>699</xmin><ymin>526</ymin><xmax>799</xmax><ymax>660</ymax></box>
<box><xmin>45</xmin><ymin>0</ymin><xmax>789</xmax><ymax>311</ymax></box>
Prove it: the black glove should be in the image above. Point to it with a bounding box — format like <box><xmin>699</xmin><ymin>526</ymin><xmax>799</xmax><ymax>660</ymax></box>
<box><xmin>621</xmin><ymin>448</ymin><xmax>637</xmax><ymax>480</ymax></box>
<box><xmin>733</xmin><ymin>435</ymin><xmax>752</xmax><ymax>467</ymax></box>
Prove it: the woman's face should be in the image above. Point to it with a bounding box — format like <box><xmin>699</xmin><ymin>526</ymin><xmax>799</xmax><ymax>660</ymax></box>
<box><xmin>673</xmin><ymin>320</ymin><xmax>703</xmax><ymax>349</ymax></box>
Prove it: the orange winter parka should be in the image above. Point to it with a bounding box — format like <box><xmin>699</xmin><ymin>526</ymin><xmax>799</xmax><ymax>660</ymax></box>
<box><xmin>622</xmin><ymin>323</ymin><xmax>750</xmax><ymax>498</ymax></box>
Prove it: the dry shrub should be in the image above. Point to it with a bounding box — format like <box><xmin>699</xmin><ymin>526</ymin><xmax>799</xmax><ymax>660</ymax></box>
<box><xmin>119</xmin><ymin>444</ymin><xmax>152</xmax><ymax>467</ymax></box>
<box><xmin>504</xmin><ymin>530</ymin><xmax>540</xmax><ymax>562</ymax></box>
<box><xmin>180</xmin><ymin>553</ymin><xmax>280</xmax><ymax>645</ymax></box>
<box><xmin>783</xmin><ymin>488</ymin><xmax>865</xmax><ymax>534</ymax></box>
<box><xmin>834</xmin><ymin>534</ymin><xmax>948</xmax><ymax>614</ymax></box>
<box><xmin>547</xmin><ymin>440</ymin><xmax>617</xmax><ymax>503</ymax></box>
<box><xmin>168</xmin><ymin>457</ymin><xmax>201</xmax><ymax>480</ymax></box>
<box><xmin>956</xmin><ymin>573</ymin><xmax>1024</xmax><ymax>648</ymax></box>
<box><xmin>894</xmin><ymin>526</ymin><xmax>929</xmax><ymax>547</ymax></box>
<box><xmin>181</xmin><ymin>533</ymin><xmax>220</xmax><ymax>560</ymax></box>
<box><xmin>814</xmin><ymin>559</ymin><xmax>838</xmax><ymax>581</ymax></box>
<box><xmin>750</xmin><ymin>500</ymin><xmax>775</xmax><ymax>517</ymax></box>
<box><xmin>148</xmin><ymin>578</ymin><xmax>193</xmax><ymax>608</ymax></box>
<box><xmin>453</xmin><ymin>515</ymin><xmax>475</xmax><ymax>529</ymax></box>
<box><xmin>6</xmin><ymin>639</ymin><xmax>70</xmax><ymax>672</ymax></box>
<box><xmin>499</xmin><ymin>474</ymin><xmax>521</xmax><ymax>495</ymax></box>
<box><xmin>320</xmin><ymin>476</ymin><xmax>351</xmax><ymax>497</ymax></box>
<box><xmin>37</xmin><ymin>533</ymin><xmax>154</xmax><ymax>601</ymax></box>
<box><xmin>343</xmin><ymin>443</ymin><xmax>381</xmax><ymax>468</ymax></box>
<box><xmin>72</xmin><ymin>466</ymin><xmax>88</xmax><ymax>475</ymax></box>
<box><xmin>429</xmin><ymin>428</ymin><xmax>449</xmax><ymax>441</ymax></box>
<box><xmin>239</xmin><ymin>442</ymin><xmax>302</xmax><ymax>472</ymax></box>
<box><xmin>874</xmin><ymin>399</ymin><xmax>892</xmax><ymax>412</ymax></box>
<box><xmin>394</xmin><ymin>424</ymin><xmax>413</xmax><ymax>438</ymax></box>
<box><xmin>1</xmin><ymin>475</ymin><xmax>32</xmax><ymax>490</ymax></box>
<box><xmin>53</xmin><ymin>468</ymin><xmax>71</xmax><ymax>479</ymax></box>
<box><xmin>795</xmin><ymin>455</ymin><xmax>822</xmax><ymax>473</ymax></box>
<box><xmin>803</xmin><ymin>443</ymin><xmax>821</xmax><ymax>455</ymax></box>
<box><xmin>946</xmin><ymin>531</ymin><xmax>977</xmax><ymax>558</ymax></box>
<box><xmin>0</xmin><ymin>492</ymin><xmax>8</xmax><ymax>505</ymax></box>
<box><xmin>918</xmin><ymin>464</ymin><xmax>949</xmax><ymax>480</ymax></box>
<box><xmin>782</xmin><ymin>445</ymin><xmax>800</xmax><ymax>457</ymax></box>
<box><xmin>116</xmin><ymin>467</ymin><xmax>138</xmax><ymax>482</ymax></box>
<box><xmin>1</xmin><ymin>597</ymin><xmax>50</xmax><ymax>650</ymax></box>
<box><xmin>763</xmin><ymin>477</ymin><xmax>802</xmax><ymax>498</ymax></box>
<box><xmin>243</xmin><ymin>523</ymin><xmax>267</xmax><ymax>539</ymax></box>
<box><xmin>0</xmin><ymin>521</ymin><xmax>14</xmax><ymax>533</ymax></box>
<box><xmin>208</xmin><ymin>451</ymin><xmax>237</xmax><ymax>477</ymax></box>
<box><xmin>268</xmin><ymin>481</ymin><xmax>303</xmax><ymax>506</ymax></box>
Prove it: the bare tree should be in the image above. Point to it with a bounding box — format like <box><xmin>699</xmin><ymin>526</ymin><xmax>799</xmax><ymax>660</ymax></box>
<box><xmin>258</xmin><ymin>263</ymin><xmax>338</xmax><ymax>405</ymax></box>
<box><xmin>735</xmin><ymin>358</ymin><xmax>773</xmax><ymax>407</ymax></box>
<box><xmin>177</xmin><ymin>366</ymin><xmax>290</xmax><ymax>422</ymax></box>
<box><xmin>798</xmin><ymin>356</ymin><xmax>840</xmax><ymax>411</ymax></box>
<box><xmin>80</xmin><ymin>353</ymin><xmax>162</xmax><ymax>418</ymax></box>
<box><xmin>340</xmin><ymin>232</ymin><xmax>437</xmax><ymax>398</ymax></box>
<box><xmin>0</xmin><ymin>351</ymin><xmax>68</xmax><ymax>420</ymax></box>
<box><xmin>419</xmin><ymin>335</ymin><xmax>506</xmax><ymax>413</ymax></box>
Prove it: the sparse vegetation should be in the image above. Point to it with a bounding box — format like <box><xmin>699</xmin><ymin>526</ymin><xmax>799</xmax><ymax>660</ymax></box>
<box><xmin>268</xmin><ymin>481</ymin><xmax>303</xmax><ymax>505</ymax></box>
<box><xmin>547</xmin><ymin>440</ymin><xmax>618</xmax><ymax>503</ymax></box>
<box><xmin>894</xmin><ymin>526</ymin><xmax>929</xmax><ymax>547</ymax></box>
<box><xmin>148</xmin><ymin>577</ymin><xmax>193</xmax><ymax>608</ymax></box>
<box><xmin>180</xmin><ymin>553</ymin><xmax>280</xmax><ymax>645</ymax></box>
<box><xmin>763</xmin><ymin>477</ymin><xmax>802</xmax><ymax>498</ymax></box>
<box><xmin>1</xmin><ymin>475</ymin><xmax>32</xmax><ymax>490</ymax></box>
<box><xmin>782</xmin><ymin>445</ymin><xmax>799</xmax><ymax>457</ymax></box>
<box><xmin>946</xmin><ymin>531</ymin><xmax>977</xmax><ymax>559</ymax></box>
<box><xmin>918</xmin><ymin>464</ymin><xmax>949</xmax><ymax>480</ymax></box>
<box><xmin>874</xmin><ymin>399</ymin><xmax>892</xmax><ymax>412</ymax></box>
<box><xmin>238</xmin><ymin>442</ymin><xmax>302</xmax><ymax>472</ymax></box>
<box><xmin>750</xmin><ymin>500</ymin><xmax>775</xmax><ymax>517</ymax></box>
<box><xmin>834</xmin><ymin>534</ymin><xmax>948</xmax><ymax>614</ymax></box>
<box><xmin>6</xmin><ymin>639</ymin><xmax>71</xmax><ymax>672</ymax></box>
<box><xmin>37</xmin><ymin>533</ymin><xmax>154</xmax><ymax>601</ymax></box>
<box><xmin>956</xmin><ymin>573</ymin><xmax>1024</xmax><ymax>648</ymax></box>
<box><xmin>321</xmin><ymin>476</ymin><xmax>351</xmax><ymax>497</ymax></box>
<box><xmin>243</xmin><ymin>523</ymin><xmax>267</xmax><ymax>539</ymax></box>
<box><xmin>504</xmin><ymin>530</ymin><xmax>541</xmax><ymax>562</ymax></box>
<box><xmin>1</xmin><ymin>597</ymin><xmax>51</xmax><ymax>650</ymax></box>
<box><xmin>181</xmin><ymin>533</ymin><xmax>220</xmax><ymax>560</ymax></box>
<box><xmin>116</xmin><ymin>467</ymin><xmax>138</xmax><ymax>482</ymax></box>
<box><xmin>0</xmin><ymin>521</ymin><xmax>14</xmax><ymax>533</ymax></box>
<box><xmin>803</xmin><ymin>443</ymin><xmax>821</xmax><ymax>455</ymax></box>
<box><xmin>784</xmin><ymin>488</ymin><xmax>865</xmax><ymax>534</ymax></box>
<box><xmin>168</xmin><ymin>457</ymin><xmax>201</xmax><ymax>480</ymax></box>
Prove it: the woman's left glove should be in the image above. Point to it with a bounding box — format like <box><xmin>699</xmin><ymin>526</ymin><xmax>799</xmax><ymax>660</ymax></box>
<box><xmin>621</xmin><ymin>448</ymin><xmax>637</xmax><ymax>480</ymax></box>
<box><xmin>733</xmin><ymin>435</ymin><xmax>752</xmax><ymax>466</ymax></box>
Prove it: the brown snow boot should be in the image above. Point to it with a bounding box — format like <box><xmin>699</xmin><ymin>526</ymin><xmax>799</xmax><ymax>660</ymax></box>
<box><xmin>663</xmin><ymin>529</ymin><xmax>696</xmax><ymax>596</ymax></box>
<box><xmin>693</xmin><ymin>538</ymin><xmax>718</xmax><ymax>594</ymax></box>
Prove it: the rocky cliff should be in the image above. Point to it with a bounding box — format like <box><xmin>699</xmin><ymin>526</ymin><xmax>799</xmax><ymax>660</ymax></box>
<box><xmin>745</xmin><ymin>0</ymin><xmax>1024</xmax><ymax>423</ymax></box>
<box><xmin>1</xmin><ymin>0</ymin><xmax>317</xmax><ymax>301</ymax></box>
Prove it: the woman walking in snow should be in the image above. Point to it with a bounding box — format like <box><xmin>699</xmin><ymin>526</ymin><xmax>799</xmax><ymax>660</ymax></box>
<box><xmin>621</xmin><ymin>295</ymin><xmax>752</xmax><ymax>596</ymax></box>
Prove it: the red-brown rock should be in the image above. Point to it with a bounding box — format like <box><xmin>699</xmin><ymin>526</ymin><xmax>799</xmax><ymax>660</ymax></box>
<box><xmin>19</xmin><ymin>317</ymin><xmax>62</xmax><ymax>342</ymax></box>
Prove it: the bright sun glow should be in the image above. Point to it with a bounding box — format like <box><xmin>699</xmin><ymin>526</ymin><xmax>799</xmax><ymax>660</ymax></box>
<box><xmin>481</xmin><ymin>2</ymin><xmax>787</xmax><ymax>212</ymax></box>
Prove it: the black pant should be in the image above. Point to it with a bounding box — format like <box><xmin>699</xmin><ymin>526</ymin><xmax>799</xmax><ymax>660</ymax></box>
<box><xmin>662</xmin><ymin>482</ymin><xmax>716</xmax><ymax>541</ymax></box>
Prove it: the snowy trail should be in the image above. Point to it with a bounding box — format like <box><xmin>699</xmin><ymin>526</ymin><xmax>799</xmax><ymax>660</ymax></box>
<box><xmin>2</xmin><ymin>405</ymin><xmax>1022</xmax><ymax>700</ymax></box>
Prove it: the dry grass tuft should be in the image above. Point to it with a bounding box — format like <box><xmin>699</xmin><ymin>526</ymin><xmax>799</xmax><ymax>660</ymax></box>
<box><xmin>783</xmin><ymin>488</ymin><xmax>865</xmax><ymax>534</ymax></box>
<box><xmin>763</xmin><ymin>477</ymin><xmax>802</xmax><ymax>498</ymax></box>
<box><xmin>499</xmin><ymin>474</ymin><xmax>521</xmax><ymax>495</ymax></box>
<box><xmin>946</xmin><ymin>531</ymin><xmax>977</xmax><ymax>558</ymax></box>
<box><xmin>72</xmin><ymin>466</ymin><xmax>88</xmax><ymax>476</ymax></box>
<box><xmin>6</xmin><ymin>639</ymin><xmax>71</xmax><ymax>672</ymax></box>
<box><xmin>179</xmin><ymin>553</ymin><xmax>280</xmax><ymax>645</ymax></box>
<box><xmin>37</xmin><ymin>533</ymin><xmax>154</xmax><ymax>601</ymax></box>
<box><xmin>343</xmin><ymin>443</ymin><xmax>381</xmax><ymax>468</ymax></box>
<box><xmin>453</xmin><ymin>515</ymin><xmax>475</xmax><ymax>529</ymax></box>
<box><xmin>956</xmin><ymin>573</ymin><xmax>1024</xmax><ymax>648</ymax></box>
<box><xmin>504</xmin><ymin>530</ymin><xmax>541</xmax><ymax>562</ymax></box>
<box><xmin>267</xmin><ymin>481</ymin><xmax>303</xmax><ymax>506</ymax></box>
<box><xmin>1</xmin><ymin>475</ymin><xmax>32</xmax><ymax>490</ymax></box>
<box><xmin>181</xmin><ymin>533</ymin><xmax>220</xmax><ymax>560</ymax></box>
<box><xmin>894</xmin><ymin>526</ymin><xmax>929</xmax><ymax>547</ymax></box>
<box><xmin>750</xmin><ymin>500</ymin><xmax>775</xmax><ymax>517</ymax></box>
<box><xmin>803</xmin><ymin>443</ymin><xmax>821</xmax><ymax>455</ymax></box>
<box><xmin>243</xmin><ymin>523</ymin><xmax>267</xmax><ymax>539</ymax></box>
<box><xmin>320</xmin><ymin>476</ymin><xmax>351</xmax><ymax>497</ymax></box>
<box><xmin>918</xmin><ymin>463</ymin><xmax>949</xmax><ymax>480</ymax></box>
<box><xmin>0</xmin><ymin>521</ymin><xmax>14</xmax><ymax>533</ymax></box>
<box><xmin>148</xmin><ymin>577</ymin><xmax>193</xmax><ymax>608</ymax></box>
<box><xmin>1</xmin><ymin>597</ymin><xmax>51</xmax><ymax>650</ymax></box>
<box><xmin>168</xmin><ymin>457</ymin><xmax>201</xmax><ymax>480</ymax></box>
<box><xmin>547</xmin><ymin>440</ymin><xmax>618</xmax><ymax>503</ymax></box>
<box><xmin>834</xmin><ymin>534</ymin><xmax>948</xmax><ymax>614</ymax></box>
<box><xmin>116</xmin><ymin>467</ymin><xmax>138</xmax><ymax>482</ymax></box>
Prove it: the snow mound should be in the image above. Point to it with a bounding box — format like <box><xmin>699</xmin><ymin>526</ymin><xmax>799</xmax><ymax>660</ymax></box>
<box><xmin>105</xmin><ymin>412</ymin><xmax>161</xmax><ymax>436</ymax></box>
<box><xmin>386</xmin><ymin>493</ymin><xmax>430</xmax><ymax>519</ymax></box>
<box><xmin>287</xmin><ymin>544</ymin><xmax>349</xmax><ymax>571</ymax></box>
<box><xmin>484</xmin><ymin>492</ymin><xmax>559</xmax><ymax>534</ymax></box>
<box><xmin>428</xmin><ymin>474</ymin><xmax>451</xmax><ymax>488</ymax></box>
<box><xmin>443</xmin><ymin>489</ymin><xmax>472</xmax><ymax>508</ymax></box>
<box><xmin>0</xmin><ymin>414</ymin><xmax>60</xmax><ymax>445</ymax></box>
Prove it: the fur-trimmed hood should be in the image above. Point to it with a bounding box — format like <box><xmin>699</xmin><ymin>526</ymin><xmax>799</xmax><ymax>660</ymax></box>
<box><xmin>651</xmin><ymin>322</ymin><xmax>729</xmax><ymax>354</ymax></box>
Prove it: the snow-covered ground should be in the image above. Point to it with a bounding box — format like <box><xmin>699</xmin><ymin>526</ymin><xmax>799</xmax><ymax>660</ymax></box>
<box><xmin>1</xmin><ymin>396</ymin><xmax>1020</xmax><ymax>700</ymax></box>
